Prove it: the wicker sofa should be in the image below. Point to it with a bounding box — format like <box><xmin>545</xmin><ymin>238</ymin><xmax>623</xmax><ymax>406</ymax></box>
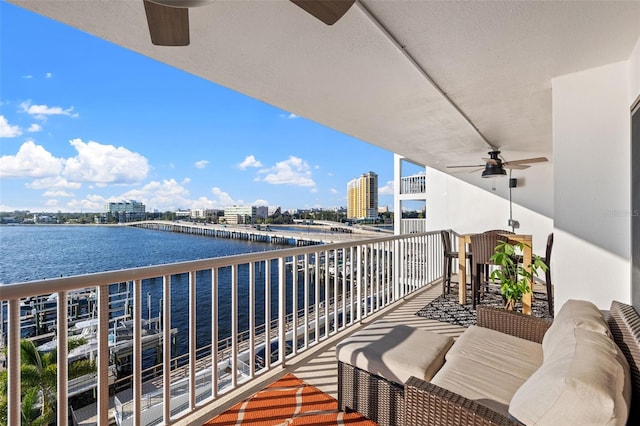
<box><xmin>337</xmin><ymin>300</ymin><xmax>640</xmax><ymax>426</ymax></box>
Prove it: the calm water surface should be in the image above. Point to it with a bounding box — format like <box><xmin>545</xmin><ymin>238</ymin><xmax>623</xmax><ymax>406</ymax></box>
<box><xmin>0</xmin><ymin>225</ymin><xmax>272</xmax><ymax>284</ymax></box>
<box><xmin>0</xmin><ymin>225</ymin><xmax>315</xmax><ymax>356</ymax></box>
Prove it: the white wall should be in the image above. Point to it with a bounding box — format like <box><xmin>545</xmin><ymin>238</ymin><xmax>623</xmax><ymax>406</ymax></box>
<box><xmin>552</xmin><ymin>60</ymin><xmax>633</xmax><ymax>309</ymax></box>
<box><xmin>425</xmin><ymin>35</ymin><xmax>640</xmax><ymax>312</ymax></box>
<box><xmin>631</xmin><ymin>37</ymin><xmax>640</xmax><ymax>104</ymax></box>
<box><xmin>426</xmin><ymin>167</ymin><xmax>553</xmax><ymax>256</ymax></box>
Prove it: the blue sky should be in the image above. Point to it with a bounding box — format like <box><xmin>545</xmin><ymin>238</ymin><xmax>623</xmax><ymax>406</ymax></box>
<box><xmin>0</xmin><ymin>2</ymin><xmax>401</xmax><ymax>213</ymax></box>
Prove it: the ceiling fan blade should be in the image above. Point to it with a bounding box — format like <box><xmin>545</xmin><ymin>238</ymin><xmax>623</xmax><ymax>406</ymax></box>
<box><xmin>446</xmin><ymin>164</ymin><xmax>485</xmax><ymax>169</ymax></box>
<box><xmin>481</xmin><ymin>158</ymin><xmax>499</xmax><ymax>165</ymax></box>
<box><xmin>504</xmin><ymin>157</ymin><xmax>548</xmax><ymax>166</ymax></box>
<box><xmin>504</xmin><ymin>164</ymin><xmax>530</xmax><ymax>170</ymax></box>
<box><xmin>290</xmin><ymin>0</ymin><xmax>355</xmax><ymax>25</ymax></box>
<box><xmin>144</xmin><ymin>0</ymin><xmax>190</xmax><ymax>46</ymax></box>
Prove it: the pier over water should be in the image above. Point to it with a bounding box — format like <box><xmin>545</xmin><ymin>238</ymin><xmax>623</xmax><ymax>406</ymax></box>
<box><xmin>127</xmin><ymin>220</ymin><xmax>382</xmax><ymax>246</ymax></box>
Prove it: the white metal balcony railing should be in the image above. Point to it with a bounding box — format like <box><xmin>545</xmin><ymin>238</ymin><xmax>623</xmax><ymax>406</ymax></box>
<box><xmin>400</xmin><ymin>218</ymin><xmax>427</xmax><ymax>234</ymax></box>
<box><xmin>0</xmin><ymin>231</ymin><xmax>444</xmax><ymax>425</ymax></box>
<box><xmin>400</xmin><ymin>175</ymin><xmax>426</xmax><ymax>195</ymax></box>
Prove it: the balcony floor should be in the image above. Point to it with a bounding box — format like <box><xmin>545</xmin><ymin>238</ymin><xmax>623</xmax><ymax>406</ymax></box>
<box><xmin>181</xmin><ymin>282</ymin><xmax>466</xmax><ymax>425</ymax></box>
<box><xmin>291</xmin><ymin>283</ymin><xmax>466</xmax><ymax>400</ymax></box>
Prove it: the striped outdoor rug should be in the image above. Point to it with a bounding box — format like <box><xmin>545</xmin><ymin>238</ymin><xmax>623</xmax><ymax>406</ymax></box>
<box><xmin>205</xmin><ymin>373</ymin><xmax>376</xmax><ymax>425</ymax></box>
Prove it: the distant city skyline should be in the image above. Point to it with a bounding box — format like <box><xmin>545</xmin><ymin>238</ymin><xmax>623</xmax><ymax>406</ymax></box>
<box><xmin>0</xmin><ymin>3</ymin><xmax>408</xmax><ymax>213</ymax></box>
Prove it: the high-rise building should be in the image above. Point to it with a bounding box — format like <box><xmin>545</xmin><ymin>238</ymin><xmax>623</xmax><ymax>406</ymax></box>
<box><xmin>347</xmin><ymin>172</ymin><xmax>378</xmax><ymax>220</ymax></box>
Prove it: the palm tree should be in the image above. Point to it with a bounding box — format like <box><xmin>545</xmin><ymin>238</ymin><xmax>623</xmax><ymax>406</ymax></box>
<box><xmin>0</xmin><ymin>337</ymin><xmax>95</xmax><ymax>425</ymax></box>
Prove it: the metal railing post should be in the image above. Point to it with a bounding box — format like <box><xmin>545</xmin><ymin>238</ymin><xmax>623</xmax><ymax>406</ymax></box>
<box><xmin>162</xmin><ymin>275</ymin><xmax>171</xmax><ymax>423</ymax></box>
<box><xmin>57</xmin><ymin>291</ymin><xmax>68</xmax><ymax>426</ymax></box>
<box><xmin>133</xmin><ymin>280</ymin><xmax>142</xmax><ymax>426</ymax></box>
<box><xmin>278</xmin><ymin>257</ymin><xmax>286</xmax><ymax>366</ymax></box>
<box><xmin>97</xmin><ymin>285</ymin><xmax>110</xmax><ymax>425</ymax></box>
<box><xmin>7</xmin><ymin>300</ymin><xmax>20</xmax><ymax>426</ymax></box>
<box><xmin>189</xmin><ymin>270</ymin><xmax>196</xmax><ymax>410</ymax></box>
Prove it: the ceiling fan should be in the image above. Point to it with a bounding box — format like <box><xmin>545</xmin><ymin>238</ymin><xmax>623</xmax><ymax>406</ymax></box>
<box><xmin>447</xmin><ymin>150</ymin><xmax>548</xmax><ymax>178</ymax></box>
<box><xmin>143</xmin><ymin>0</ymin><xmax>356</xmax><ymax>46</ymax></box>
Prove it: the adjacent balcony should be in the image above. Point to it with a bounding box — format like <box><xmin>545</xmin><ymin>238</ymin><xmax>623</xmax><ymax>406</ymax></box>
<box><xmin>399</xmin><ymin>175</ymin><xmax>426</xmax><ymax>195</ymax></box>
<box><xmin>0</xmin><ymin>230</ymin><xmax>446</xmax><ymax>425</ymax></box>
<box><xmin>400</xmin><ymin>218</ymin><xmax>427</xmax><ymax>235</ymax></box>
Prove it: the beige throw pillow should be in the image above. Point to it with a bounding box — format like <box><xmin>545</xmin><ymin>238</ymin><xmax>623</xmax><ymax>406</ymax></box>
<box><xmin>509</xmin><ymin>328</ymin><xmax>631</xmax><ymax>426</ymax></box>
<box><xmin>542</xmin><ymin>299</ymin><xmax>610</xmax><ymax>358</ymax></box>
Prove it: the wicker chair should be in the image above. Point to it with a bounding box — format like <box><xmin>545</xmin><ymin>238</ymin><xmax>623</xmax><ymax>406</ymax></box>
<box><xmin>440</xmin><ymin>230</ymin><xmax>472</xmax><ymax>296</ymax></box>
<box><xmin>469</xmin><ymin>231</ymin><xmax>510</xmax><ymax>309</ymax></box>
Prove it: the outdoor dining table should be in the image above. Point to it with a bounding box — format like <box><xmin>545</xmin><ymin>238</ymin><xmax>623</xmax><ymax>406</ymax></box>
<box><xmin>458</xmin><ymin>233</ymin><xmax>534</xmax><ymax>315</ymax></box>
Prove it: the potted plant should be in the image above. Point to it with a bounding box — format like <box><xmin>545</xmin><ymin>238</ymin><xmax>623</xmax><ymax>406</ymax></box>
<box><xmin>490</xmin><ymin>240</ymin><xmax>548</xmax><ymax>311</ymax></box>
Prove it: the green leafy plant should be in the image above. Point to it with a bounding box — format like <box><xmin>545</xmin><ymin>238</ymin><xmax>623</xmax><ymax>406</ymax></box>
<box><xmin>0</xmin><ymin>337</ymin><xmax>95</xmax><ymax>426</ymax></box>
<box><xmin>490</xmin><ymin>240</ymin><xmax>548</xmax><ymax>311</ymax></box>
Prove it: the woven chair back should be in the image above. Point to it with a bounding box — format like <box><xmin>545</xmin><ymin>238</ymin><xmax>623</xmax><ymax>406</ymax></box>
<box><xmin>545</xmin><ymin>232</ymin><xmax>554</xmax><ymax>263</ymax></box>
<box><xmin>441</xmin><ymin>230</ymin><xmax>453</xmax><ymax>253</ymax></box>
<box><xmin>485</xmin><ymin>229</ymin><xmax>514</xmax><ymax>235</ymax></box>
<box><xmin>470</xmin><ymin>231</ymin><xmax>509</xmax><ymax>265</ymax></box>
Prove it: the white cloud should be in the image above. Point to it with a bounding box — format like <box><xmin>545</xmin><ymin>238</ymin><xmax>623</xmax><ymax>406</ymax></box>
<box><xmin>66</xmin><ymin>194</ymin><xmax>107</xmax><ymax>211</ymax></box>
<box><xmin>238</xmin><ymin>155</ymin><xmax>263</xmax><ymax>170</ymax></box>
<box><xmin>27</xmin><ymin>176</ymin><xmax>82</xmax><ymax>190</ymax></box>
<box><xmin>2</xmin><ymin>139</ymin><xmax>147</xmax><ymax>189</ymax></box>
<box><xmin>20</xmin><ymin>101</ymin><xmax>78</xmax><ymax>119</ymax></box>
<box><xmin>0</xmin><ymin>115</ymin><xmax>22</xmax><ymax>137</ymax></box>
<box><xmin>22</xmin><ymin>75</ymin><xmax>33</xmax><ymax>79</ymax></box>
<box><xmin>0</xmin><ymin>141</ymin><xmax>63</xmax><ymax>178</ymax></box>
<box><xmin>63</xmin><ymin>139</ymin><xmax>149</xmax><ymax>184</ymax></box>
<box><xmin>120</xmin><ymin>179</ymin><xmax>190</xmax><ymax>211</ymax></box>
<box><xmin>45</xmin><ymin>72</ymin><xmax>53</xmax><ymax>79</ymax></box>
<box><xmin>107</xmin><ymin>179</ymin><xmax>227</xmax><ymax>212</ymax></box>
<box><xmin>27</xmin><ymin>123</ymin><xmax>42</xmax><ymax>133</ymax></box>
<box><xmin>257</xmin><ymin>156</ymin><xmax>315</xmax><ymax>187</ymax></box>
<box><xmin>379</xmin><ymin>180</ymin><xmax>394</xmax><ymax>195</ymax></box>
<box><xmin>330</xmin><ymin>188</ymin><xmax>338</xmax><ymax>194</ymax></box>
<box><xmin>310</xmin><ymin>188</ymin><xmax>318</xmax><ymax>193</ymax></box>
<box><xmin>287</xmin><ymin>113</ymin><xmax>298</xmax><ymax>119</ymax></box>
<box><xmin>195</xmin><ymin>160</ymin><xmax>209</xmax><ymax>169</ymax></box>
<box><xmin>211</xmin><ymin>187</ymin><xmax>236</xmax><ymax>206</ymax></box>
<box><xmin>91</xmin><ymin>181</ymin><xmax>264</xmax><ymax>212</ymax></box>
<box><xmin>43</xmin><ymin>190</ymin><xmax>74</xmax><ymax>197</ymax></box>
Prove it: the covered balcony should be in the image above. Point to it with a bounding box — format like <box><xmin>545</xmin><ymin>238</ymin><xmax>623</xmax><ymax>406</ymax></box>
<box><xmin>2</xmin><ymin>0</ymin><xmax>640</xmax><ymax>425</ymax></box>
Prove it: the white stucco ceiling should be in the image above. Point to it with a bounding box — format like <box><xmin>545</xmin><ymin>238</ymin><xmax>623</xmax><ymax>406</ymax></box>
<box><xmin>7</xmin><ymin>0</ymin><xmax>640</xmax><ymax>216</ymax></box>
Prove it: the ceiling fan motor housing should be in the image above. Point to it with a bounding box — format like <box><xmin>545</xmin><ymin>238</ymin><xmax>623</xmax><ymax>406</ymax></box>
<box><xmin>482</xmin><ymin>151</ymin><xmax>507</xmax><ymax>177</ymax></box>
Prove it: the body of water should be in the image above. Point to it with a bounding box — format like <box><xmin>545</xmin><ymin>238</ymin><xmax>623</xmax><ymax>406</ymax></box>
<box><xmin>0</xmin><ymin>224</ymin><xmax>272</xmax><ymax>284</ymax></box>
<box><xmin>0</xmin><ymin>225</ymin><xmax>324</xmax><ymax>359</ymax></box>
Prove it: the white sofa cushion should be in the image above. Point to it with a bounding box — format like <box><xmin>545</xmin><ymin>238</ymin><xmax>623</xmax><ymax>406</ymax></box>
<box><xmin>431</xmin><ymin>356</ymin><xmax>527</xmax><ymax>416</ymax></box>
<box><xmin>335</xmin><ymin>322</ymin><xmax>454</xmax><ymax>384</ymax></box>
<box><xmin>542</xmin><ymin>299</ymin><xmax>610</xmax><ymax>357</ymax></box>
<box><xmin>446</xmin><ymin>325</ymin><xmax>543</xmax><ymax>381</ymax></box>
<box><xmin>509</xmin><ymin>328</ymin><xmax>631</xmax><ymax>426</ymax></box>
